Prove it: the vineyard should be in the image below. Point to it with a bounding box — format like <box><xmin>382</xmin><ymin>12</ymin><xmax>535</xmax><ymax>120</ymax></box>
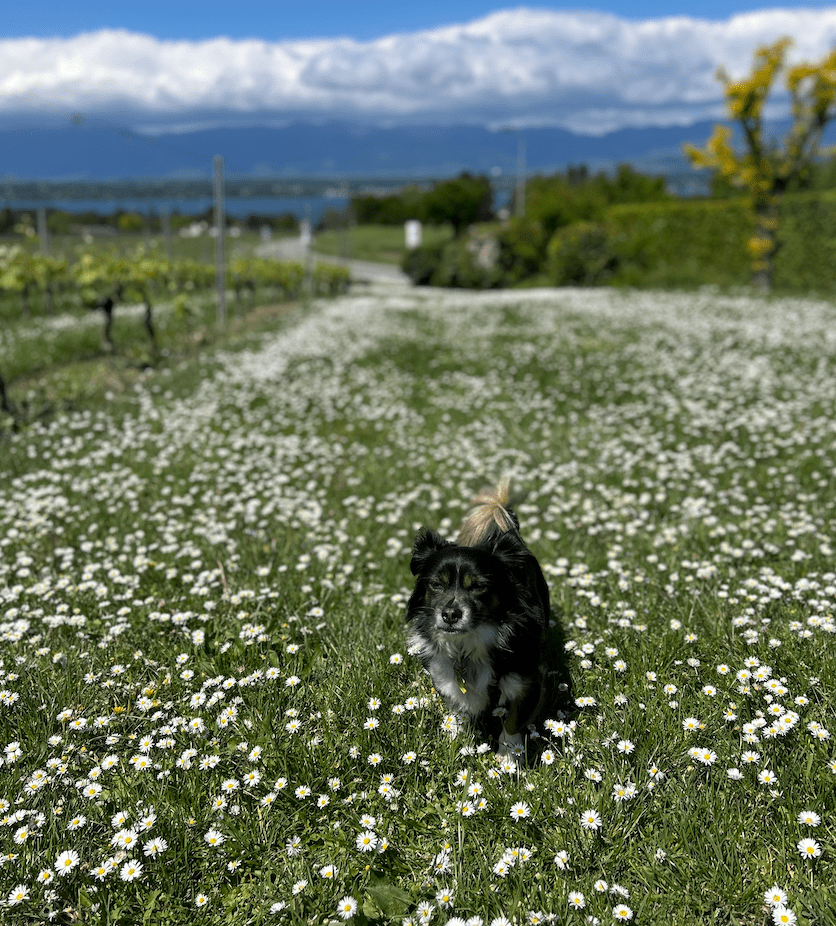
<box><xmin>0</xmin><ymin>239</ymin><xmax>351</xmax><ymax>422</ymax></box>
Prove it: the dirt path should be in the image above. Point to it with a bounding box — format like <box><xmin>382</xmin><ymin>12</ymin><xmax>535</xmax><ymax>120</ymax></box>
<box><xmin>255</xmin><ymin>236</ymin><xmax>411</xmax><ymax>285</ymax></box>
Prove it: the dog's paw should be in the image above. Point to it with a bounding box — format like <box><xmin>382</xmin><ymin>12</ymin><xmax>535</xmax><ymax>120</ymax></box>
<box><xmin>497</xmin><ymin>728</ymin><xmax>524</xmax><ymax>756</ymax></box>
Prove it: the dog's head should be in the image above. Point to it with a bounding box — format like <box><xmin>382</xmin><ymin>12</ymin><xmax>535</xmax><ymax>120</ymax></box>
<box><xmin>408</xmin><ymin>527</ymin><xmax>529</xmax><ymax>638</ymax></box>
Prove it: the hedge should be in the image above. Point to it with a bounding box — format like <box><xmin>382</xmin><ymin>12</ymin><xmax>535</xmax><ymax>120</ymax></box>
<box><xmin>771</xmin><ymin>191</ymin><xmax>836</xmax><ymax>291</ymax></box>
<box><xmin>602</xmin><ymin>193</ymin><xmax>836</xmax><ymax>291</ymax></box>
<box><xmin>604</xmin><ymin>198</ymin><xmax>753</xmax><ymax>288</ymax></box>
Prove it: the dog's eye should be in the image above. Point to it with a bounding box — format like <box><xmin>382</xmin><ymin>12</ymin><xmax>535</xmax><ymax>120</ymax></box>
<box><xmin>427</xmin><ymin>580</ymin><xmax>444</xmax><ymax>592</ymax></box>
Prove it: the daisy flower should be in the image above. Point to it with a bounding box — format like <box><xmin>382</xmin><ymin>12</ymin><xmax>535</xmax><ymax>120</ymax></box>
<box><xmin>764</xmin><ymin>886</ymin><xmax>788</xmax><ymax>908</ymax></box>
<box><xmin>510</xmin><ymin>801</ymin><xmax>531</xmax><ymax>820</ymax></box>
<box><xmin>337</xmin><ymin>895</ymin><xmax>358</xmax><ymax>919</ymax></box>
<box><xmin>143</xmin><ymin>837</ymin><xmax>168</xmax><ymax>856</ymax></box>
<box><xmin>797</xmin><ymin>810</ymin><xmax>820</xmax><ymax>827</ymax></box>
<box><xmin>204</xmin><ymin>829</ymin><xmax>225</xmax><ymax>848</ymax></box>
<box><xmin>580</xmin><ymin>809</ymin><xmax>602</xmax><ymax>831</ymax></box>
<box><xmin>120</xmin><ymin>859</ymin><xmax>143</xmax><ymax>881</ymax></box>
<box><xmin>435</xmin><ymin>886</ymin><xmax>454</xmax><ymax>908</ymax></box>
<box><xmin>356</xmin><ymin>831</ymin><xmax>379</xmax><ymax>852</ymax></box>
<box><xmin>91</xmin><ymin>859</ymin><xmax>115</xmax><ymax>880</ymax></box>
<box><xmin>612</xmin><ymin>904</ymin><xmax>634</xmax><ymax>920</ymax></box>
<box><xmin>797</xmin><ymin>838</ymin><xmax>822</xmax><ymax>860</ymax></box>
<box><xmin>772</xmin><ymin>907</ymin><xmax>797</xmax><ymax>926</ymax></box>
<box><xmin>55</xmin><ymin>848</ymin><xmax>80</xmax><ymax>876</ymax></box>
<box><xmin>7</xmin><ymin>884</ymin><xmax>29</xmax><ymax>906</ymax></box>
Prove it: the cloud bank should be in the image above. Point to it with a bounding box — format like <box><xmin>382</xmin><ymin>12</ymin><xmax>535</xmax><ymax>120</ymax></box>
<box><xmin>3</xmin><ymin>7</ymin><xmax>836</xmax><ymax>135</ymax></box>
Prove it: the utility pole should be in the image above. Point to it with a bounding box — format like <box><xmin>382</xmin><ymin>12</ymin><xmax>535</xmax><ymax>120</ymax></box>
<box><xmin>213</xmin><ymin>155</ymin><xmax>226</xmax><ymax>325</ymax></box>
<box><xmin>499</xmin><ymin>127</ymin><xmax>526</xmax><ymax>219</ymax></box>
<box><xmin>515</xmin><ymin>134</ymin><xmax>526</xmax><ymax>219</ymax></box>
<box><xmin>37</xmin><ymin>207</ymin><xmax>49</xmax><ymax>255</ymax></box>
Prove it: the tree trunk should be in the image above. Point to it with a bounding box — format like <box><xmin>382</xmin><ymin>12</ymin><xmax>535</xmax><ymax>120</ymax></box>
<box><xmin>143</xmin><ymin>301</ymin><xmax>158</xmax><ymax>355</ymax></box>
<box><xmin>99</xmin><ymin>296</ymin><xmax>115</xmax><ymax>352</ymax></box>
<box><xmin>0</xmin><ymin>370</ymin><xmax>11</xmax><ymax>416</ymax></box>
<box><xmin>751</xmin><ymin>198</ymin><xmax>780</xmax><ymax>292</ymax></box>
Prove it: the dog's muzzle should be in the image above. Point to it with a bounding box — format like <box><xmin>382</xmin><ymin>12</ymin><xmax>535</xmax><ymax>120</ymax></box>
<box><xmin>437</xmin><ymin>602</ymin><xmax>469</xmax><ymax>632</ymax></box>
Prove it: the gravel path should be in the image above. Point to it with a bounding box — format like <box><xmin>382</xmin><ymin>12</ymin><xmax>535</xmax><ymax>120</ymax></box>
<box><xmin>255</xmin><ymin>236</ymin><xmax>411</xmax><ymax>286</ymax></box>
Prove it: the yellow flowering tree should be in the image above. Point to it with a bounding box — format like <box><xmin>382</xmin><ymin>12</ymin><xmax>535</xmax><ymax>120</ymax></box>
<box><xmin>685</xmin><ymin>38</ymin><xmax>836</xmax><ymax>289</ymax></box>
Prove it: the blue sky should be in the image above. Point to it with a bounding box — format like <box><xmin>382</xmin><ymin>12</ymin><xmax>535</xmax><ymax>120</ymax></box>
<box><xmin>4</xmin><ymin>0</ymin><xmax>833</xmax><ymax>40</ymax></box>
<box><xmin>3</xmin><ymin>4</ymin><xmax>836</xmax><ymax>134</ymax></box>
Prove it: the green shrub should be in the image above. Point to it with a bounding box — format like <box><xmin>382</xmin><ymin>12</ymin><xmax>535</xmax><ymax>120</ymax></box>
<box><xmin>604</xmin><ymin>199</ymin><xmax>753</xmax><ymax>288</ymax></box>
<box><xmin>772</xmin><ymin>191</ymin><xmax>836</xmax><ymax>292</ymax></box>
<box><xmin>430</xmin><ymin>240</ymin><xmax>501</xmax><ymax>289</ymax></box>
<box><xmin>495</xmin><ymin>219</ymin><xmax>549</xmax><ymax>285</ymax></box>
<box><xmin>546</xmin><ymin>222</ymin><xmax>620</xmax><ymax>286</ymax></box>
<box><xmin>526</xmin><ymin>164</ymin><xmax>669</xmax><ymax>236</ymax></box>
<box><xmin>401</xmin><ymin>241</ymin><xmax>446</xmax><ymax>285</ymax></box>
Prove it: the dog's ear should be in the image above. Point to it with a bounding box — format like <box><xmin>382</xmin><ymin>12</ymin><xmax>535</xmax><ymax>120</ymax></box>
<box><xmin>487</xmin><ymin>529</ymin><xmax>529</xmax><ymax>573</ymax></box>
<box><xmin>410</xmin><ymin>527</ymin><xmax>451</xmax><ymax>575</ymax></box>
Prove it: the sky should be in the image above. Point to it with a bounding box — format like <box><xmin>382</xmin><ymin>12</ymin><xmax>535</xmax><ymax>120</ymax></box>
<box><xmin>3</xmin><ymin>2</ymin><xmax>836</xmax><ymax>136</ymax></box>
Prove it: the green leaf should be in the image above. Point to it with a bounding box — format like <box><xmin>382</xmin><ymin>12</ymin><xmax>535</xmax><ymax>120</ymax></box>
<box><xmin>365</xmin><ymin>876</ymin><xmax>412</xmax><ymax>917</ymax></box>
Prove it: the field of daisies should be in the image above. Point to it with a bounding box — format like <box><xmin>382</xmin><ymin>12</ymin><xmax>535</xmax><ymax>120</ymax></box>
<box><xmin>1</xmin><ymin>282</ymin><xmax>835</xmax><ymax>925</ymax></box>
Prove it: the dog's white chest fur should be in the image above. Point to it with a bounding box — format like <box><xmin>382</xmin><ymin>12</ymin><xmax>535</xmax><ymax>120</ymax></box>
<box><xmin>430</xmin><ymin>650</ymin><xmax>494</xmax><ymax>716</ymax></box>
<box><xmin>410</xmin><ymin>626</ymin><xmax>525</xmax><ymax>720</ymax></box>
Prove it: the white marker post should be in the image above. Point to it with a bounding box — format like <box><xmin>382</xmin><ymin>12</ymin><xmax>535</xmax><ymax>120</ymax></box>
<box><xmin>405</xmin><ymin>219</ymin><xmax>422</xmax><ymax>249</ymax></box>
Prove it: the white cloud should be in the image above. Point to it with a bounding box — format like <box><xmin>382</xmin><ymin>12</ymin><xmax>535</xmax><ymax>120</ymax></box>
<box><xmin>3</xmin><ymin>7</ymin><xmax>836</xmax><ymax>134</ymax></box>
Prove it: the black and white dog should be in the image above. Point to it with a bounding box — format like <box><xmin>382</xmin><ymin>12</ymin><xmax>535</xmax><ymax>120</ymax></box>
<box><xmin>406</xmin><ymin>481</ymin><xmax>550</xmax><ymax>753</ymax></box>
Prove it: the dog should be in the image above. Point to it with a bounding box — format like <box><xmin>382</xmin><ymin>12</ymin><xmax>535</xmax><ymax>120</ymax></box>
<box><xmin>406</xmin><ymin>481</ymin><xmax>550</xmax><ymax>753</ymax></box>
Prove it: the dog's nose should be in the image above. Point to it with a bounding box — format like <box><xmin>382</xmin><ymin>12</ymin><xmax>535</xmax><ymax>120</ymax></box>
<box><xmin>442</xmin><ymin>603</ymin><xmax>463</xmax><ymax>625</ymax></box>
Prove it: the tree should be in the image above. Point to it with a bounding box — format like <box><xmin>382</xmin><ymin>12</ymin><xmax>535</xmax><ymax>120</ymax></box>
<box><xmin>685</xmin><ymin>38</ymin><xmax>836</xmax><ymax>289</ymax></box>
<box><xmin>422</xmin><ymin>173</ymin><xmax>493</xmax><ymax>237</ymax></box>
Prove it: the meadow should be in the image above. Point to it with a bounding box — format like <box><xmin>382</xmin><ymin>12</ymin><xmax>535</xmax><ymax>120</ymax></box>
<box><xmin>1</xmin><ymin>283</ymin><xmax>834</xmax><ymax>925</ymax></box>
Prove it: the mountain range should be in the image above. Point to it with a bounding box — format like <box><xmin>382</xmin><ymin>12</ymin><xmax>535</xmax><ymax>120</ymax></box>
<box><xmin>4</xmin><ymin>119</ymin><xmax>721</xmax><ymax>184</ymax></box>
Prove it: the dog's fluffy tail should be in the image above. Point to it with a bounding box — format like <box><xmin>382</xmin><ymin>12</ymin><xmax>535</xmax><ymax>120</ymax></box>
<box><xmin>457</xmin><ymin>479</ymin><xmax>519</xmax><ymax>546</ymax></box>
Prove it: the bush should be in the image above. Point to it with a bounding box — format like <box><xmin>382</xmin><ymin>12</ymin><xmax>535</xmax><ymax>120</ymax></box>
<box><xmin>402</xmin><ymin>238</ymin><xmax>501</xmax><ymax>289</ymax></box>
<box><xmin>546</xmin><ymin>222</ymin><xmax>619</xmax><ymax>286</ymax></box>
<box><xmin>604</xmin><ymin>199</ymin><xmax>753</xmax><ymax>288</ymax></box>
<box><xmin>430</xmin><ymin>240</ymin><xmax>501</xmax><ymax>289</ymax></box>
<box><xmin>772</xmin><ymin>191</ymin><xmax>836</xmax><ymax>292</ymax></box>
<box><xmin>401</xmin><ymin>242</ymin><xmax>446</xmax><ymax>285</ymax></box>
<box><xmin>525</xmin><ymin>164</ymin><xmax>670</xmax><ymax>236</ymax></box>
<box><xmin>495</xmin><ymin>219</ymin><xmax>549</xmax><ymax>285</ymax></box>
<box><xmin>116</xmin><ymin>213</ymin><xmax>144</xmax><ymax>233</ymax></box>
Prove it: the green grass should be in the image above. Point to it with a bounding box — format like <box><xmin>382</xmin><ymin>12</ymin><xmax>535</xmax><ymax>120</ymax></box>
<box><xmin>0</xmin><ymin>286</ymin><xmax>835</xmax><ymax>925</ymax></box>
<box><xmin>313</xmin><ymin>224</ymin><xmax>454</xmax><ymax>265</ymax></box>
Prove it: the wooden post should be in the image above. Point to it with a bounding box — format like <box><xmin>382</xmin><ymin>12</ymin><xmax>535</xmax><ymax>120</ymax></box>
<box><xmin>37</xmin><ymin>207</ymin><xmax>49</xmax><ymax>254</ymax></box>
<box><xmin>213</xmin><ymin>156</ymin><xmax>227</xmax><ymax>325</ymax></box>
<box><xmin>162</xmin><ymin>210</ymin><xmax>173</xmax><ymax>260</ymax></box>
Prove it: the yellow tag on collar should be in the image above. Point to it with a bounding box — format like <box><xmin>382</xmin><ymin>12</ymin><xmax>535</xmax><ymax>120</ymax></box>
<box><xmin>456</xmin><ymin>666</ymin><xmax>467</xmax><ymax>694</ymax></box>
